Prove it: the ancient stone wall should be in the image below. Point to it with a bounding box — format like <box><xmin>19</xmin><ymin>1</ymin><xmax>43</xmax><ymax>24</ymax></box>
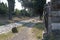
<box><xmin>43</xmin><ymin>0</ymin><xmax>60</xmax><ymax>40</ymax></box>
<box><xmin>51</xmin><ymin>0</ymin><xmax>60</xmax><ymax>11</ymax></box>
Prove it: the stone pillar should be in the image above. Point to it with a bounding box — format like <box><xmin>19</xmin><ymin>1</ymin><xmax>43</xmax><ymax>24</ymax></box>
<box><xmin>50</xmin><ymin>0</ymin><xmax>60</xmax><ymax>40</ymax></box>
<box><xmin>44</xmin><ymin>0</ymin><xmax>60</xmax><ymax>40</ymax></box>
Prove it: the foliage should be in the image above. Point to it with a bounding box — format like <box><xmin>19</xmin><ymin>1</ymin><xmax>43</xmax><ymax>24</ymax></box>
<box><xmin>14</xmin><ymin>9</ymin><xmax>20</xmax><ymax>15</ymax></box>
<box><xmin>15</xmin><ymin>9</ymin><xmax>30</xmax><ymax>17</ymax></box>
<box><xmin>12</xmin><ymin>27</ymin><xmax>18</xmax><ymax>33</ymax></box>
<box><xmin>0</xmin><ymin>2</ymin><xmax>8</xmax><ymax>16</ymax></box>
<box><xmin>18</xmin><ymin>0</ymin><xmax>46</xmax><ymax>19</ymax></box>
<box><xmin>20</xmin><ymin>9</ymin><xmax>28</xmax><ymax>16</ymax></box>
<box><xmin>18</xmin><ymin>0</ymin><xmax>33</xmax><ymax>8</ymax></box>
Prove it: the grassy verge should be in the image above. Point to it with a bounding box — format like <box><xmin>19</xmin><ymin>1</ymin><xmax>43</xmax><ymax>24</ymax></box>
<box><xmin>0</xmin><ymin>31</ymin><xmax>15</xmax><ymax>40</ymax></box>
<box><xmin>32</xmin><ymin>22</ymin><xmax>45</xmax><ymax>40</ymax></box>
<box><xmin>0</xmin><ymin>26</ymin><xmax>23</xmax><ymax>40</ymax></box>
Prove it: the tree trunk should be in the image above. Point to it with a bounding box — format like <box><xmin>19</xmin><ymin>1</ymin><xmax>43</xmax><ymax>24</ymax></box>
<box><xmin>7</xmin><ymin>0</ymin><xmax>15</xmax><ymax>20</ymax></box>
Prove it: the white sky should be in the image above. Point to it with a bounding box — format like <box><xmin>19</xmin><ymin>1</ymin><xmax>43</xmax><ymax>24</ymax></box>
<box><xmin>46</xmin><ymin>0</ymin><xmax>51</xmax><ymax>3</ymax></box>
<box><xmin>1</xmin><ymin>0</ymin><xmax>51</xmax><ymax>10</ymax></box>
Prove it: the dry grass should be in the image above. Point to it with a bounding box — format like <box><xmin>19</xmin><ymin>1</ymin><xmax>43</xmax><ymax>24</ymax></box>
<box><xmin>0</xmin><ymin>26</ymin><xmax>24</xmax><ymax>40</ymax></box>
<box><xmin>0</xmin><ymin>31</ymin><xmax>15</xmax><ymax>40</ymax></box>
<box><xmin>32</xmin><ymin>23</ymin><xmax>45</xmax><ymax>40</ymax></box>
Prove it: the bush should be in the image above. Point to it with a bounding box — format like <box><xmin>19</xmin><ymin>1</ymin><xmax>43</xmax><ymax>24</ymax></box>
<box><xmin>12</xmin><ymin>27</ymin><xmax>18</xmax><ymax>33</ymax></box>
<box><xmin>0</xmin><ymin>2</ymin><xmax>8</xmax><ymax>16</ymax></box>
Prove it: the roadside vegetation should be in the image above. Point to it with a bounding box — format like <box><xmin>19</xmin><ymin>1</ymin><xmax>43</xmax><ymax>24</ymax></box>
<box><xmin>32</xmin><ymin>23</ymin><xmax>45</xmax><ymax>40</ymax></box>
<box><xmin>0</xmin><ymin>31</ymin><xmax>15</xmax><ymax>40</ymax></box>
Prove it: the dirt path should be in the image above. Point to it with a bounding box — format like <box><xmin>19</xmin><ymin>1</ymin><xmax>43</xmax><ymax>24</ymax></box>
<box><xmin>10</xmin><ymin>22</ymin><xmax>36</xmax><ymax>40</ymax></box>
<box><xmin>0</xmin><ymin>17</ymin><xmax>40</xmax><ymax>34</ymax></box>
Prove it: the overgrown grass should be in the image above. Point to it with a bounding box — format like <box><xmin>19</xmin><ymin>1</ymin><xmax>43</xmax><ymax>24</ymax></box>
<box><xmin>0</xmin><ymin>31</ymin><xmax>15</xmax><ymax>40</ymax></box>
<box><xmin>0</xmin><ymin>26</ymin><xmax>23</xmax><ymax>40</ymax></box>
<box><xmin>32</xmin><ymin>22</ymin><xmax>45</xmax><ymax>40</ymax></box>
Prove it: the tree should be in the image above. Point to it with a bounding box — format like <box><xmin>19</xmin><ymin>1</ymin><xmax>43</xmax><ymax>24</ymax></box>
<box><xmin>7</xmin><ymin>0</ymin><xmax>15</xmax><ymax>20</ymax></box>
<box><xmin>15</xmin><ymin>9</ymin><xmax>20</xmax><ymax>16</ymax></box>
<box><xmin>0</xmin><ymin>2</ymin><xmax>8</xmax><ymax>16</ymax></box>
<box><xmin>18</xmin><ymin>0</ymin><xmax>46</xmax><ymax>19</ymax></box>
<box><xmin>19</xmin><ymin>9</ymin><xmax>29</xmax><ymax>17</ymax></box>
<box><xmin>18</xmin><ymin>0</ymin><xmax>33</xmax><ymax>8</ymax></box>
<box><xmin>32</xmin><ymin>0</ymin><xmax>46</xmax><ymax>19</ymax></box>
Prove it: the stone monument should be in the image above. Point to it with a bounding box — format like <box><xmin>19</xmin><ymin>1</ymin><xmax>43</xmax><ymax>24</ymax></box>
<box><xmin>43</xmin><ymin>0</ymin><xmax>60</xmax><ymax>40</ymax></box>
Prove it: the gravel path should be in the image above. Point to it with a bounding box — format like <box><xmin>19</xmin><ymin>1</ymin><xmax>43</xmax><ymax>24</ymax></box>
<box><xmin>11</xmin><ymin>22</ymin><xmax>36</xmax><ymax>40</ymax></box>
<box><xmin>0</xmin><ymin>17</ymin><xmax>40</xmax><ymax>40</ymax></box>
<box><xmin>11</xmin><ymin>23</ymin><xmax>35</xmax><ymax>40</ymax></box>
<box><xmin>0</xmin><ymin>19</ymin><xmax>35</xmax><ymax>34</ymax></box>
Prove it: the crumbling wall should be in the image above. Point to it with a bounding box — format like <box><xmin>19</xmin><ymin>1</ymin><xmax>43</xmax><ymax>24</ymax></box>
<box><xmin>51</xmin><ymin>0</ymin><xmax>60</xmax><ymax>11</ymax></box>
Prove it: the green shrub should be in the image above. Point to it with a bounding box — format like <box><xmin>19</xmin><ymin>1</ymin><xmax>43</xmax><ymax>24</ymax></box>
<box><xmin>12</xmin><ymin>27</ymin><xmax>18</xmax><ymax>33</ymax></box>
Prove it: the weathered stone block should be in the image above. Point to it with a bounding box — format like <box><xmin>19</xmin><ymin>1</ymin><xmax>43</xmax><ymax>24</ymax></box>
<box><xmin>51</xmin><ymin>23</ymin><xmax>60</xmax><ymax>30</ymax></box>
<box><xmin>49</xmin><ymin>11</ymin><xmax>60</xmax><ymax>16</ymax></box>
<box><xmin>51</xmin><ymin>0</ymin><xmax>60</xmax><ymax>11</ymax></box>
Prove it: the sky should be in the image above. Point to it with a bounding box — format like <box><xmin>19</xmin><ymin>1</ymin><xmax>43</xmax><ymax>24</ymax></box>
<box><xmin>1</xmin><ymin>0</ymin><xmax>51</xmax><ymax>10</ymax></box>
